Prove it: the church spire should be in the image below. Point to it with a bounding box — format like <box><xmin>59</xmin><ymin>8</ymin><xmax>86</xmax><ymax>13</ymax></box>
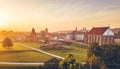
<box><xmin>31</xmin><ymin>27</ymin><xmax>36</xmax><ymax>35</ymax></box>
<box><xmin>30</xmin><ymin>27</ymin><xmax>37</xmax><ymax>42</ymax></box>
<box><xmin>75</xmin><ymin>26</ymin><xmax>77</xmax><ymax>31</ymax></box>
<box><xmin>45</xmin><ymin>28</ymin><xmax>48</xmax><ymax>32</ymax></box>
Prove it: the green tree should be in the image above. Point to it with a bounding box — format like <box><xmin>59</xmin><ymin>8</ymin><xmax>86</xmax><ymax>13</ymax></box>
<box><xmin>87</xmin><ymin>43</ymin><xmax>120</xmax><ymax>69</ymax></box>
<box><xmin>101</xmin><ymin>44</ymin><xmax>120</xmax><ymax>69</ymax></box>
<box><xmin>59</xmin><ymin>54</ymin><xmax>82</xmax><ymax>69</ymax></box>
<box><xmin>2</xmin><ymin>37</ymin><xmax>13</xmax><ymax>48</ymax></box>
<box><xmin>87</xmin><ymin>43</ymin><xmax>103</xmax><ymax>57</ymax></box>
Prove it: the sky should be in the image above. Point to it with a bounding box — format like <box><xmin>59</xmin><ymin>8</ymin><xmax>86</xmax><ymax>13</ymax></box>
<box><xmin>0</xmin><ymin>0</ymin><xmax>120</xmax><ymax>32</ymax></box>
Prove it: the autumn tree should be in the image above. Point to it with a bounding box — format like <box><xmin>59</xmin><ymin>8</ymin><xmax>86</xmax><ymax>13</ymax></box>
<box><xmin>2</xmin><ymin>37</ymin><xmax>13</xmax><ymax>48</ymax></box>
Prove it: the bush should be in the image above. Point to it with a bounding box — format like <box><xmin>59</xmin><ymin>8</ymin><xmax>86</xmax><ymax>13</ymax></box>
<box><xmin>43</xmin><ymin>58</ymin><xmax>60</xmax><ymax>69</ymax></box>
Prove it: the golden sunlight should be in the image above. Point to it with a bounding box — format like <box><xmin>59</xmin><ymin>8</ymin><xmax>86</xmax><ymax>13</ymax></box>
<box><xmin>0</xmin><ymin>21</ymin><xmax>6</xmax><ymax>28</ymax></box>
<box><xmin>0</xmin><ymin>11</ymin><xmax>9</xmax><ymax>28</ymax></box>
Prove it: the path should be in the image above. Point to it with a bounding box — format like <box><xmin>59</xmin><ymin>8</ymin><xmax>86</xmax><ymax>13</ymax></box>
<box><xmin>17</xmin><ymin>43</ymin><xmax>64</xmax><ymax>59</ymax></box>
<box><xmin>0</xmin><ymin>62</ymin><xmax>43</xmax><ymax>66</ymax></box>
<box><xmin>0</xmin><ymin>43</ymin><xmax>64</xmax><ymax>65</ymax></box>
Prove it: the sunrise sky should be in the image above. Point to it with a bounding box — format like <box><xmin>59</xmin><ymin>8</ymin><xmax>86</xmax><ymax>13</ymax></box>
<box><xmin>0</xmin><ymin>0</ymin><xmax>120</xmax><ymax>32</ymax></box>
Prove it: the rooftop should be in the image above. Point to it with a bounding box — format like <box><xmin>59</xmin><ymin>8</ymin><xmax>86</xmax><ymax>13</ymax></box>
<box><xmin>88</xmin><ymin>27</ymin><xmax>109</xmax><ymax>35</ymax></box>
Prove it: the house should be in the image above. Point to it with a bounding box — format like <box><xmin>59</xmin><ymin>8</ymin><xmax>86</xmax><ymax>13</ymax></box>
<box><xmin>65</xmin><ymin>33</ymin><xmax>74</xmax><ymax>40</ymax></box>
<box><xmin>114</xmin><ymin>34</ymin><xmax>120</xmax><ymax>43</ymax></box>
<box><xmin>112</xmin><ymin>28</ymin><xmax>120</xmax><ymax>34</ymax></box>
<box><xmin>74</xmin><ymin>31</ymin><xmax>85</xmax><ymax>42</ymax></box>
<box><xmin>65</xmin><ymin>27</ymin><xmax>87</xmax><ymax>42</ymax></box>
<box><xmin>85</xmin><ymin>27</ymin><xmax>114</xmax><ymax>45</ymax></box>
<box><xmin>111</xmin><ymin>28</ymin><xmax>120</xmax><ymax>43</ymax></box>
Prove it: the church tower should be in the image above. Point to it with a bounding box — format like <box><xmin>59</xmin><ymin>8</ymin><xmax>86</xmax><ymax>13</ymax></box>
<box><xmin>31</xmin><ymin>28</ymin><xmax>36</xmax><ymax>41</ymax></box>
<box><xmin>45</xmin><ymin>28</ymin><xmax>48</xmax><ymax>33</ymax></box>
<box><xmin>75</xmin><ymin>26</ymin><xmax>77</xmax><ymax>32</ymax></box>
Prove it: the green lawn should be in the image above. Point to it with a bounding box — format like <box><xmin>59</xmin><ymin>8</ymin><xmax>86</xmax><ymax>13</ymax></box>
<box><xmin>22</xmin><ymin>42</ymin><xmax>88</xmax><ymax>62</ymax></box>
<box><xmin>0</xmin><ymin>43</ymin><xmax>53</xmax><ymax>62</ymax></box>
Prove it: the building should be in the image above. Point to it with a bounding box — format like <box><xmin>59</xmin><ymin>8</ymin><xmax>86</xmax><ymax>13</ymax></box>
<box><xmin>30</xmin><ymin>28</ymin><xmax>37</xmax><ymax>41</ymax></box>
<box><xmin>111</xmin><ymin>28</ymin><xmax>120</xmax><ymax>43</ymax></box>
<box><xmin>114</xmin><ymin>34</ymin><xmax>120</xmax><ymax>43</ymax></box>
<box><xmin>112</xmin><ymin>28</ymin><xmax>120</xmax><ymax>34</ymax></box>
<box><xmin>65</xmin><ymin>33</ymin><xmax>74</xmax><ymax>40</ymax></box>
<box><xmin>74</xmin><ymin>31</ymin><xmax>85</xmax><ymax>42</ymax></box>
<box><xmin>40</xmin><ymin>28</ymin><xmax>51</xmax><ymax>38</ymax></box>
<box><xmin>65</xmin><ymin>27</ymin><xmax>87</xmax><ymax>42</ymax></box>
<box><xmin>85</xmin><ymin>27</ymin><xmax>114</xmax><ymax>45</ymax></box>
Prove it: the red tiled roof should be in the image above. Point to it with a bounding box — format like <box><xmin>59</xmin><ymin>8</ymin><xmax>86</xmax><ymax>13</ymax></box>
<box><xmin>88</xmin><ymin>27</ymin><xmax>109</xmax><ymax>35</ymax></box>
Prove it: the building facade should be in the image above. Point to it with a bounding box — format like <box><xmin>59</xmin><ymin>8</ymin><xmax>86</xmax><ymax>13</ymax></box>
<box><xmin>85</xmin><ymin>27</ymin><xmax>114</xmax><ymax>45</ymax></box>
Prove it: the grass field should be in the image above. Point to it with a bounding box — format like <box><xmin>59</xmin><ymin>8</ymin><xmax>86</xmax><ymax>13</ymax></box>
<box><xmin>22</xmin><ymin>42</ymin><xmax>88</xmax><ymax>62</ymax></box>
<box><xmin>0</xmin><ymin>41</ymin><xmax>88</xmax><ymax>63</ymax></box>
<box><xmin>0</xmin><ymin>43</ymin><xmax>53</xmax><ymax>62</ymax></box>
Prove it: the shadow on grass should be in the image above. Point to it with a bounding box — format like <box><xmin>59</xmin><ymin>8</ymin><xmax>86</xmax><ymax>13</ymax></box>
<box><xmin>0</xmin><ymin>50</ymin><xmax>35</xmax><ymax>55</ymax></box>
<box><xmin>70</xmin><ymin>43</ymin><xmax>88</xmax><ymax>49</ymax></box>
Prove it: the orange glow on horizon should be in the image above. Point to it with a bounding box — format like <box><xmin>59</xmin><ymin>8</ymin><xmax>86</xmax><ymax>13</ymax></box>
<box><xmin>0</xmin><ymin>0</ymin><xmax>119</xmax><ymax>32</ymax></box>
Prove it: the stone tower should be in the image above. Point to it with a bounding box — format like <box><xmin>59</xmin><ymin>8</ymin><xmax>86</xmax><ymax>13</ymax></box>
<box><xmin>31</xmin><ymin>28</ymin><xmax>36</xmax><ymax>41</ymax></box>
<box><xmin>45</xmin><ymin>28</ymin><xmax>48</xmax><ymax>33</ymax></box>
<box><xmin>75</xmin><ymin>26</ymin><xmax>77</xmax><ymax>32</ymax></box>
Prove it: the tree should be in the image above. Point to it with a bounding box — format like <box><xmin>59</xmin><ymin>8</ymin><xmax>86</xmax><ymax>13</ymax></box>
<box><xmin>43</xmin><ymin>58</ymin><xmax>60</xmax><ymax>69</ymax></box>
<box><xmin>87</xmin><ymin>43</ymin><xmax>103</xmax><ymax>57</ymax></box>
<box><xmin>59</xmin><ymin>54</ymin><xmax>83</xmax><ymax>69</ymax></box>
<box><xmin>87</xmin><ymin>43</ymin><xmax>120</xmax><ymax>69</ymax></box>
<box><xmin>2</xmin><ymin>37</ymin><xmax>13</xmax><ymax>48</ymax></box>
<box><xmin>101</xmin><ymin>44</ymin><xmax>120</xmax><ymax>69</ymax></box>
